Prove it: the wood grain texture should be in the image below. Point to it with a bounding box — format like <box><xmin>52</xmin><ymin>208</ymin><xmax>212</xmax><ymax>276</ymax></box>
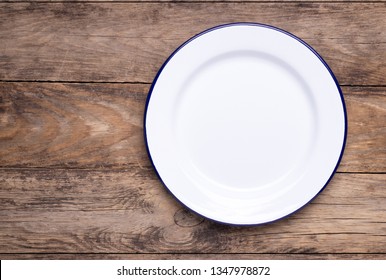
<box><xmin>0</xmin><ymin>3</ymin><xmax>385</xmax><ymax>85</ymax></box>
<box><xmin>1</xmin><ymin>254</ymin><xmax>385</xmax><ymax>260</ymax></box>
<box><xmin>2</xmin><ymin>1</ymin><xmax>384</xmax><ymax>3</ymax></box>
<box><xmin>0</xmin><ymin>82</ymin><xmax>148</xmax><ymax>169</ymax></box>
<box><xmin>0</xmin><ymin>83</ymin><xmax>385</xmax><ymax>172</ymax></box>
<box><xmin>0</xmin><ymin>170</ymin><xmax>385</xmax><ymax>254</ymax></box>
<box><xmin>1</xmin><ymin>0</ymin><xmax>385</xmax><ymax>260</ymax></box>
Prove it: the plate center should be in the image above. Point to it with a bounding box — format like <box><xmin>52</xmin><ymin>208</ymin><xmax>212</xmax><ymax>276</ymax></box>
<box><xmin>174</xmin><ymin>51</ymin><xmax>317</xmax><ymax>190</ymax></box>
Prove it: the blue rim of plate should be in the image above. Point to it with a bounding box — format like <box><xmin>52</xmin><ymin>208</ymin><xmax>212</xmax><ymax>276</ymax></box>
<box><xmin>143</xmin><ymin>22</ymin><xmax>348</xmax><ymax>226</ymax></box>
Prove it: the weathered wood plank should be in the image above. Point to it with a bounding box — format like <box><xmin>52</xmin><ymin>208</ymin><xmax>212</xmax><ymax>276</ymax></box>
<box><xmin>343</xmin><ymin>87</ymin><xmax>386</xmax><ymax>172</ymax></box>
<box><xmin>4</xmin><ymin>0</ymin><xmax>386</xmax><ymax>2</ymax></box>
<box><xmin>0</xmin><ymin>83</ymin><xmax>385</xmax><ymax>172</ymax></box>
<box><xmin>1</xmin><ymin>254</ymin><xmax>385</xmax><ymax>260</ymax></box>
<box><xmin>0</xmin><ymin>82</ymin><xmax>148</xmax><ymax>169</ymax></box>
<box><xmin>0</xmin><ymin>3</ymin><xmax>385</xmax><ymax>84</ymax></box>
<box><xmin>0</xmin><ymin>170</ymin><xmax>385</xmax><ymax>253</ymax></box>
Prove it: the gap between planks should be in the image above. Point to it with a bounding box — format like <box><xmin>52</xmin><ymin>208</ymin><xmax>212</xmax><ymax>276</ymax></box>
<box><xmin>0</xmin><ymin>80</ymin><xmax>386</xmax><ymax>87</ymax></box>
<box><xmin>1</xmin><ymin>253</ymin><xmax>386</xmax><ymax>260</ymax></box>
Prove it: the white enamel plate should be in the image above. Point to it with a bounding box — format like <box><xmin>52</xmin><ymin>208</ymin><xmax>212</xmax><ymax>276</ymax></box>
<box><xmin>144</xmin><ymin>23</ymin><xmax>347</xmax><ymax>225</ymax></box>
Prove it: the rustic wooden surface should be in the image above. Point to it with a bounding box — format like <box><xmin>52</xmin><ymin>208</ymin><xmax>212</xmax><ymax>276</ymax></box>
<box><xmin>1</xmin><ymin>3</ymin><xmax>386</xmax><ymax>85</ymax></box>
<box><xmin>0</xmin><ymin>1</ymin><xmax>385</xmax><ymax>260</ymax></box>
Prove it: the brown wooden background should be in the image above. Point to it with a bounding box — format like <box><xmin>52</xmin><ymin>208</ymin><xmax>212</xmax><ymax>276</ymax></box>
<box><xmin>0</xmin><ymin>0</ymin><xmax>385</xmax><ymax>260</ymax></box>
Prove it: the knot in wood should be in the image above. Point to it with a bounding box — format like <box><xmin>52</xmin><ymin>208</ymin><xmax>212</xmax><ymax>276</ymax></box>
<box><xmin>174</xmin><ymin>208</ymin><xmax>204</xmax><ymax>227</ymax></box>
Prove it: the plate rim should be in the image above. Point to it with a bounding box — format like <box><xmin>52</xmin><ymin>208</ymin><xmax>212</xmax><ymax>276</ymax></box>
<box><xmin>143</xmin><ymin>22</ymin><xmax>348</xmax><ymax>226</ymax></box>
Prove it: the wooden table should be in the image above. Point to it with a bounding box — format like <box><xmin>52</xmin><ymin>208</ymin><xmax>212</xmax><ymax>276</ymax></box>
<box><xmin>0</xmin><ymin>1</ymin><xmax>385</xmax><ymax>260</ymax></box>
